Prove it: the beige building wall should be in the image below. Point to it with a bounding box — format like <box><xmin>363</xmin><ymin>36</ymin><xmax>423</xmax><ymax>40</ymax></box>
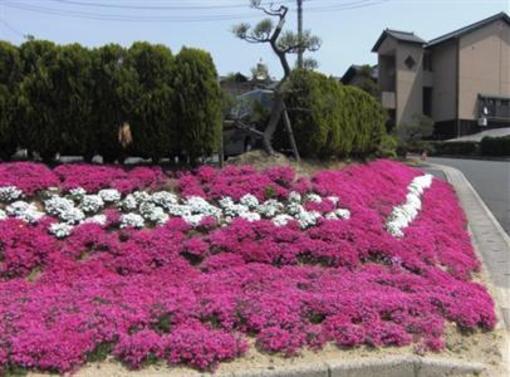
<box><xmin>458</xmin><ymin>20</ymin><xmax>510</xmax><ymax>120</ymax></box>
<box><xmin>429</xmin><ymin>40</ymin><xmax>458</xmax><ymax>122</ymax></box>
<box><xmin>395</xmin><ymin>43</ymin><xmax>424</xmax><ymax>126</ymax></box>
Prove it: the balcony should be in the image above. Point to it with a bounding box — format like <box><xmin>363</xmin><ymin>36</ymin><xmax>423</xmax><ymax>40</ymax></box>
<box><xmin>381</xmin><ymin>91</ymin><xmax>396</xmax><ymax>109</ymax></box>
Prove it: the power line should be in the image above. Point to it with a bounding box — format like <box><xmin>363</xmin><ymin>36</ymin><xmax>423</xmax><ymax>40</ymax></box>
<box><xmin>2</xmin><ymin>0</ymin><xmax>391</xmax><ymax>23</ymax></box>
<box><xmin>47</xmin><ymin>0</ymin><xmax>296</xmax><ymax>11</ymax></box>
<box><xmin>0</xmin><ymin>17</ymin><xmax>25</xmax><ymax>38</ymax></box>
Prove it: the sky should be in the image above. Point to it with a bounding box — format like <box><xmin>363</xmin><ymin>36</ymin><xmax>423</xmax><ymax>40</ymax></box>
<box><xmin>0</xmin><ymin>0</ymin><xmax>509</xmax><ymax>79</ymax></box>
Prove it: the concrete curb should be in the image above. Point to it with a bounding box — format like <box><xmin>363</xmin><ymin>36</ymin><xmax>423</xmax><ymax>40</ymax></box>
<box><xmin>225</xmin><ymin>356</ymin><xmax>485</xmax><ymax>377</ymax></box>
<box><xmin>427</xmin><ymin>163</ymin><xmax>510</xmax><ymax>377</ymax></box>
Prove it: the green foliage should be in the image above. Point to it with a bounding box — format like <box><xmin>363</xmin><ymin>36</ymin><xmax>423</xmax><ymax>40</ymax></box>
<box><xmin>54</xmin><ymin>44</ymin><xmax>94</xmax><ymax>156</ymax></box>
<box><xmin>173</xmin><ymin>47</ymin><xmax>222</xmax><ymax>161</ymax></box>
<box><xmin>0</xmin><ymin>41</ymin><xmax>22</xmax><ymax>160</ymax></box>
<box><xmin>480</xmin><ymin>135</ymin><xmax>510</xmax><ymax>156</ymax></box>
<box><xmin>433</xmin><ymin>141</ymin><xmax>478</xmax><ymax>156</ymax></box>
<box><xmin>90</xmin><ymin>43</ymin><xmax>138</xmax><ymax>162</ymax></box>
<box><xmin>376</xmin><ymin>133</ymin><xmax>398</xmax><ymax>158</ymax></box>
<box><xmin>397</xmin><ymin>114</ymin><xmax>434</xmax><ymax>142</ymax></box>
<box><xmin>1</xmin><ymin>41</ymin><xmax>223</xmax><ymax>163</ymax></box>
<box><xmin>127</xmin><ymin>42</ymin><xmax>175</xmax><ymax>161</ymax></box>
<box><xmin>17</xmin><ymin>40</ymin><xmax>60</xmax><ymax>162</ymax></box>
<box><xmin>281</xmin><ymin>70</ymin><xmax>386</xmax><ymax>158</ymax></box>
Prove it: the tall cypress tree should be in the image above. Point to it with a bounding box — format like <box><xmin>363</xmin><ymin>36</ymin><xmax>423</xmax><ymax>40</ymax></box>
<box><xmin>0</xmin><ymin>41</ymin><xmax>21</xmax><ymax>160</ymax></box>
<box><xmin>173</xmin><ymin>47</ymin><xmax>222</xmax><ymax>163</ymax></box>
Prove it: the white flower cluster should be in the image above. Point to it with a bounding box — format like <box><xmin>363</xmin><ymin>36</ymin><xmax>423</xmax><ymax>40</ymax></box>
<box><xmin>5</xmin><ymin>201</ymin><xmax>44</xmax><ymax>223</ymax></box>
<box><xmin>0</xmin><ymin>186</ymin><xmax>352</xmax><ymax>237</ymax></box>
<box><xmin>79</xmin><ymin>195</ymin><xmax>104</xmax><ymax>214</ymax></box>
<box><xmin>0</xmin><ymin>186</ymin><xmax>23</xmax><ymax>202</ymax></box>
<box><xmin>44</xmin><ymin>196</ymin><xmax>85</xmax><ymax>224</ymax></box>
<box><xmin>98</xmin><ymin>189</ymin><xmax>121</xmax><ymax>203</ymax></box>
<box><xmin>386</xmin><ymin>174</ymin><xmax>433</xmax><ymax>238</ymax></box>
<box><xmin>120</xmin><ymin>213</ymin><xmax>145</xmax><ymax>229</ymax></box>
<box><xmin>49</xmin><ymin>222</ymin><xmax>74</xmax><ymax>239</ymax></box>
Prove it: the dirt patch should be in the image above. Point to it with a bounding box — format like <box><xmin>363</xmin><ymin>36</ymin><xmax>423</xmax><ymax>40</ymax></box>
<box><xmin>226</xmin><ymin>150</ymin><xmax>349</xmax><ymax>176</ymax></box>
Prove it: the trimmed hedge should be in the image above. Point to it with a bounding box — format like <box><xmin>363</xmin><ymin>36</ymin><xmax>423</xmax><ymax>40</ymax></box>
<box><xmin>280</xmin><ymin>70</ymin><xmax>386</xmax><ymax>158</ymax></box>
<box><xmin>480</xmin><ymin>136</ymin><xmax>510</xmax><ymax>156</ymax></box>
<box><xmin>0</xmin><ymin>41</ymin><xmax>222</xmax><ymax>162</ymax></box>
<box><xmin>432</xmin><ymin>141</ymin><xmax>478</xmax><ymax>156</ymax></box>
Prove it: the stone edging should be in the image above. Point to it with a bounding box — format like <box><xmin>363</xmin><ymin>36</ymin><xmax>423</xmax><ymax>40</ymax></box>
<box><xmin>226</xmin><ymin>356</ymin><xmax>485</xmax><ymax>377</ymax></box>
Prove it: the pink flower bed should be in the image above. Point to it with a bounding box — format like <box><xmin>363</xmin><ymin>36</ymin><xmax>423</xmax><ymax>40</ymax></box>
<box><xmin>0</xmin><ymin>160</ymin><xmax>496</xmax><ymax>374</ymax></box>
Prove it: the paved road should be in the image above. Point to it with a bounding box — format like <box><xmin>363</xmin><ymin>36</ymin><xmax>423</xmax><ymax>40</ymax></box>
<box><xmin>428</xmin><ymin>157</ymin><xmax>510</xmax><ymax>235</ymax></box>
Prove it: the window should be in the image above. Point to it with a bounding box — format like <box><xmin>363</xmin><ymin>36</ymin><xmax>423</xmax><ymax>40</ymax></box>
<box><xmin>423</xmin><ymin>53</ymin><xmax>433</xmax><ymax>72</ymax></box>
<box><xmin>404</xmin><ymin>55</ymin><xmax>416</xmax><ymax>69</ymax></box>
<box><xmin>423</xmin><ymin>87</ymin><xmax>433</xmax><ymax>117</ymax></box>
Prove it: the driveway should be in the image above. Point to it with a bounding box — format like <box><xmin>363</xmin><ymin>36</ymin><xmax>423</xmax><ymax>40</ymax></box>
<box><xmin>427</xmin><ymin>157</ymin><xmax>510</xmax><ymax>235</ymax></box>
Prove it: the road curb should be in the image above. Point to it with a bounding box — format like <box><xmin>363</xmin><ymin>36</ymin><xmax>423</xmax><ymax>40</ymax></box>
<box><xmin>427</xmin><ymin>163</ymin><xmax>510</xmax><ymax>377</ymax></box>
<box><xmin>226</xmin><ymin>356</ymin><xmax>486</xmax><ymax>377</ymax></box>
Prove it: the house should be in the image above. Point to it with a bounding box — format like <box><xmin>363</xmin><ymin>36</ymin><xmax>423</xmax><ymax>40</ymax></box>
<box><xmin>372</xmin><ymin>12</ymin><xmax>510</xmax><ymax>138</ymax></box>
<box><xmin>340</xmin><ymin>64</ymin><xmax>378</xmax><ymax>86</ymax></box>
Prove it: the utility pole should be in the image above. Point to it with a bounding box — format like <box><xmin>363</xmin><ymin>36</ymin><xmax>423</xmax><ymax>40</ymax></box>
<box><xmin>297</xmin><ymin>0</ymin><xmax>304</xmax><ymax>69</ymax></box>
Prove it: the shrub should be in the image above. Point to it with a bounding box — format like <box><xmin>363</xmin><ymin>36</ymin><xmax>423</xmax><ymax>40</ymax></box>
<box><xmin>0</xmin><ymin>41</ymin><xmax>22</xmax><ymax>161</ymax></box>
<box><xmin>173</xmin><ymin>47</ymin><xmax>223</xmax><ymax>162</ymax></box>
<box><xmin>127</xmin><ymin>42</ymin><xmax>176</xmax><ymax>162</ymax></box>
<box><xmin>433</xmin><ymin>141</ymin><xmax>478</xmax><ymax>156</ymax></box>
<box><xmin>376</xmin><ymin>133</ymin><xmax>398</xmax><ymax>158</ymax></box>
<box><xmin>90</xmin><ymin>44</ymin><xmax>137</xmax><ymax>163</ymax></box>
<box><xmin>480</xmin><ymin>135</ymin><xmax>510</xmax><ymax>157</ymax></box>
<box><xmin>17</xmin><ymin>40</ymin><xmax>60</xmax><ymax>162</ymax></box>
<box><xmin>282</xmin><ymin>70</ymin><xmax>386</xmax><ymax>158</ymax></box>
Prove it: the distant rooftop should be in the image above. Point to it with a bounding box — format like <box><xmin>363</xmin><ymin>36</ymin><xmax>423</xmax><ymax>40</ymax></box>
<box><xmin>372</xmin><ymin>12</ymin><xmax>510</xmax><ymax>52</ymax></box>
<box><xmin>372</xmin><ymin>29</ymin><xmax>426</xmax><ymax>52</ymax></box>
<box><xmin>427</xmin><ymin>12</ymin><xmax>510</xmax><ymax>47</ymax></box>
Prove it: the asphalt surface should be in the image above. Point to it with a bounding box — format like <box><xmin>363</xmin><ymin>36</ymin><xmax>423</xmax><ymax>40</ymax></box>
<box><xmin>428</xmin><ymin>157</ymin><xmax>510</xmax><ymax>235</ymax></box>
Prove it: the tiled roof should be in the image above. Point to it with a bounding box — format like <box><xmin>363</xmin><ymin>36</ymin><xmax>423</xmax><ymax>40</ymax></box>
<box><xmin>372</xmin><ymin>29</ymin><xmax>425</xmax><ymax>52</ymax></box>
<box><xmin>427</xmin><ymin>12</ymin><xmax>510</xmax><ymax>47</ymax></box>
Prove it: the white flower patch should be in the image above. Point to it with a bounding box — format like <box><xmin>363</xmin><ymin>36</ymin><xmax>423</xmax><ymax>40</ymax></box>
<box><xmin>6</xmin><ymin>201</ymin><xmax>45</xmax><ymax>223</ymax></box>
<box><xmin>0</xmin><ymin>208</ymin><xmax>7</xmax><ymax>220</ymax></box>
<box><xmin>306</xmin><ymin>193</ymin><xmax>322</xmax><ymax>203</ymax></box>
<box><xmin>0</xmin><ymin>186</ymin><xmax>23</xmax><ymax>202</ymax></box>
<box><xmin>272</xmin><ymin>214</ymin><xmax>294</xmax><ymax>227</ymax></box>
<box><xmin>239</xmin><ymin>211</ymin><xmax>261</xmax><ymax>222</ymax></box>
<box><xmin>139</xmin><ymin>202</ymin><xmax>169</xmax><ymax>225</ymax></box>
<box><xmin>386</xmin><ymin>174</ymin><xmax>433</xmax><ymax>238</ymax></box>
<box><xmin>186</xmin><ymin>196</ymin><xmax>222</xmax><ymax>219</ymax></box>
<box><xmin>325</xmin><ymin>208</ymin><xmax>351</xmax><ymax>220</ymax></box>
<box><xmin>183</xmin><ymin>213</ymin><xmax>205</xmax><ymax>227</ymax></box>
<box><xmin>218</xmin><ymin>197</ymin><xmax>249</xmax><ymax>218</ymax></box>
<box><xmin>82</xmin><ymin>214</ymin><xmax>107</xmax><ymax>226</ymax></box>
<box><xmin>295</xmin><ymin>210</ymin><xmax>322</xmax><ymax>229</ymax></box>
<box><xmin>69</xmin><ymin>187</ymin><xmax>87</xmax><ymax>200</ymax></box>
<box><xmin>118</xmin><ymin>194</ymin><xmax>138</xmax><ymax>212</ymax></box>
<box><xmin>288</xmin><ymin>191</ymin><xmax>302</xmax><ymax>203</ymax></box>
<box><xmin>98</xmin><ymin>189</ymin><xmax>121</xmax><ymax>203</ymax></box>
<box><xmin>239</xmin><ymin>194</ymin><xmax>259</xmax><ymax>209</ymax></box>
<box><xmin>151</xmin><ymin>191</ymin><xmax>178</xmax><ymax>210</ymax></box>
<box><xmin>44</xmin><ymin>196</ymin><xmax>85</xmax><ymax>224</ymax></box>
<box><xmin>79</xmin><ymin>195</ymin><xmax>104</xmax><ymax>214</ymax></box>
<box><xmin>49</xmin><ymin>222</ymin><xmax>74</xmax><ymax>239</ymax></box>
<box><xmin>133</xmin><ymin>191</ymin><xmax>151</xmax><ymax>204</ymax></box>
<box><xmin>257</xmin><ymin>199</ymin><xmax>284</xmax><ymax>218</ymax></box>
<box><xmin>120</xmin><ymin>213</ymin><xmax>145</xmax><ymax>229</ymax></box>
<box><xmin>167</xmin><ymin>204</ymin><xmax>192</xmax><ymax>217</ymax></box>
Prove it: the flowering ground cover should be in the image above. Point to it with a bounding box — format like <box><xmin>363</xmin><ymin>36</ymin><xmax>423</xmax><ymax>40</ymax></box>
<box><xmin>0</xmin><ymin>160</ymin><xmax>496</xmax><ymax>375</ymax></box>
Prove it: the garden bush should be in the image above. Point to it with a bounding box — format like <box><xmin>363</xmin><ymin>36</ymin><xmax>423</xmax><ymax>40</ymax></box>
<box><xmin>0</xmin><ymin>41</ymin><xmax>22</xmax><ymax>161</ymax></box>
<box><xmin>281</xmin><ymin>70</ymin><xmax>386</xmax><ymax>158</ymax></box>
<box><xmin>432</xmin><ymin>141</ymin><xmax>478</xmax><ymax>156</ymax></box>
<box><xmin>0</xmin><ymin>41</ymin><xmax>223</xmax><ymax>162</ymax></box>
<box><xmin>480</xmin><ymin>135</ymin><xmax>510</xmax><ymax>156</ymax></box>
<box><xmin>173</xmin><ymin>47</ymin><xmax>223</xmax><ymax>162</ymax></box>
